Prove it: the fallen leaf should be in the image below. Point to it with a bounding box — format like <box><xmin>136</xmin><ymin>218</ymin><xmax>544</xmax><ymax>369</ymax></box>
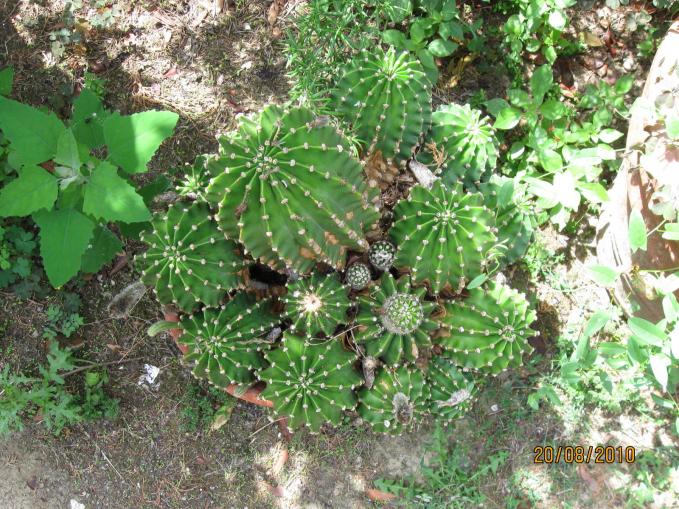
<box><xmin>366</xmin><ymin>488</ymin><xmax>397</xmax><ymax>502</ymax></box>
<box><xmin>583</xmin><ymin>31</ymin><xmax>604</xmax><ymax>47</ymax></box>
<box><xmin>267</xmin><ymin>1</ymin><xmax>280</xmax><ymax>26</ymax></box>
<box><xmin>163</xmin><ymin>66</ymin><xmax>179</xmax><ymax>78</ymax></box>
<box><xmin>271</xmin><ymin>446</ymin><xmax>288</xmax><ymax>476</ymax></box>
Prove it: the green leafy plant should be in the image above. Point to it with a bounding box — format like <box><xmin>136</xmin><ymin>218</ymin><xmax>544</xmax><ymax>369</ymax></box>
<box><xmin>0</xmin><ymin>73</ymin><xmax>178</xmax><ymax>287</ymax></box>
<box><xmin>42</xmin><ymin>303</ymin><xmax>84</xmax><ymax>341</ymax></box>
<box><xmin>205</xmin><ymin>105</ymin><xmax>379</xmax><ymax>273</ymax></box>
<box><xmin>0</xmin><ymin>222</ymin><xmax>46</xmax><ymax>297</ymax></box>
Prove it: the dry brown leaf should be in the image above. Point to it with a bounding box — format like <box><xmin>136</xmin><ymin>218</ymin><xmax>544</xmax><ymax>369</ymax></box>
<box><xmin>583</xmin><ymin>31</ymin><xmax>604</xmax><ymax>47</ymax></box>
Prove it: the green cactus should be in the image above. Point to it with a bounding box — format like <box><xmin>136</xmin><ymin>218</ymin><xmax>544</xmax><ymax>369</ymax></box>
<box><xmin>179</xmin><ymin>293</ymin><xmax>279</xmax><ymax>387</ymax></box>
<box><xmin>333</xmin><ymin>47</ymin><xmax>432</xmax><ymax>165</ymax></box>
<box><xmin>478</xmin><ymin>176</ymin><xmax>535</xmax><ymax>267</ymax></box>
<box><xmin>389</xmin><ymin>181</ymin><xmax>497</xmax><ymax>294</ymax></box>
<box><xmin>345</xmin><ymin>262</ymin><xmax>371</xmax><ymax>290</ymax></box>
<box><xmin>438</xmin><ymin>282</ymin><xmax>537</xmax><ymax>375</ymax></box>
<box><xmin>258</xmin><ymin>334</ymin><xmax>362</xmax><ymax>432</ymax></box>
<box><xmin>137</xmin><ymin>203</ymin><xmax>246</xmax><ymax>312</ymax></box>
<box><xmin>176</xmin><ymin>155</ymin><xmax>212</xmax><ymax>201</ymax></box>
<box><xmin>417</xmin><ymin>103</ymin><xmax>499</xmax><ymax>188</ymax></box>
<box><xmin>368</xmin><ymin>240</ymin><xmax>396</xmax><ymax>272</ymax></box>
<box><xmin>205</xmin><ymin>105</ymin><xmax>380</xmax><ymax>273</ymax></box>
<box><xmin>427</xmin><ymin>356</ymin><xmax>478</xmax><ymax>423</ymax></box>
<box><xmin>357</xmin><ymin>366</ymin><xmax>429</xmax><ymax>434</ymax></box>
<box><xmin>283</xmin><ymin>272</ymin><xmax>351</xmax><ymax>338</ymax></box>
<box><xmin>355</xmin><ymin>273</ymin><xmax>439</xmax><ymax>365</ymax></box>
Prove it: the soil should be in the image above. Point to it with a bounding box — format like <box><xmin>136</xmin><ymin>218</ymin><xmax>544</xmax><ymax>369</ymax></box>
<box><xmin>0</xmin><ymin>1</ymin><xmax>675</xmax><ymax>508</ymax></box>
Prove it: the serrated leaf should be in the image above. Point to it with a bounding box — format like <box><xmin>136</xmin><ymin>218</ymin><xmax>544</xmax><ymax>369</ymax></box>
<box><xmin>103</xmin><ymin>110</ymin><xmax>178</xmax><ymax>174</ymax></box>
<box><xmin>80</xmin><ymin>225</ymin><xmax>123</xmax><ymax>274</ymax></box>
<box><xmin>0</xmin><ymin>96</ymin><xmax>66</xmax><ymax>165</ymax></box>
<box><xmin>530</xmin><ymin>65</ymin><xmax>553</xmax><ymax>104</ymax></box>
<box><xmin>54</xmin><ymin>129</ymin><xmax>81</xmax><ymax>169</ymax></box>
<box><xmin>33</xmin><ymin>208</ymin><xmax>94</xmax><ymax>287</ymax></box>
<box><xmin>83</xmin><ymin>161</ymin><xmax>151</xmax><ymax>223</ymax></box>
<box><xmin>628</xmin><ymin>317</ymin><xmax>667</xmax><ymax>347</ymax></box>
<box><xmin>0</xmin><ymin>166</ymin><xmax>58</xmax><ymax>217</ymax></box>
<box><xmin>494</xmin><ymin>107</ymin><xmax>522</xmax><ymax>130</ymax></box>
<box><xmin>587</xmin><ymin>264</ymin><xmax>621</xmax><ymax>287</ymax></box>
<box><xmin>0</xmin><ymin>67</ymin><xmax>13</xmax><ymax>96</ymax></box>
<box><xmin>628</xmin><ymin>209</ymin><xmax>647</xmax><ymax>253</ymax></box>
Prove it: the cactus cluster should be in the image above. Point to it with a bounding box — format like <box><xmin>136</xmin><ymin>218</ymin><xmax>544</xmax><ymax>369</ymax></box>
<box><xmin>389</xmin><ymin>181</ymin><xmax>497</xmax><ymax>293</ymax></box>
<box><xmin>205</xmin><ymin>105</ymin><xmax>379</xmax><ymax>273</ymax></box>
<box><xmin>333</xmin><ymin>47</ymin><xmax>432</xmax><ymax>165</ymax></box>
<box><xmin>417</xmin><ymin>104</ymin><xmax>499</xmax><ymax>188</ymax></box>
<box><xmin>137</xmin><ymin>203</ymin><xmax>246</xmax><ymax>312</ymax></box>
<box><xmin>438</xmin><ymin>282</ymin><xmax>537</xmax><ymax>375</ymax></box>
<box><xmin>258</xmin><ymin>334</ymin><xmax>362</xmax><ymax>432</ymax></box>
<box><xmin>283</xmin><ymin>272</ymin><xmax>350</xmax><ymax>338</ymax></box>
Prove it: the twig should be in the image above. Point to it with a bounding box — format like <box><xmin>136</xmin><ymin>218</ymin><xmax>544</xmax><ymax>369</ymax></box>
<box><xmin>63</xmin><ymin>357</ymin><xmax>143</xmax><ymax>378</ymax></box>
<box><xmin>81</xmin><ymin>429</ymin><xmax>126</xmax><ymax>482</ymax></box>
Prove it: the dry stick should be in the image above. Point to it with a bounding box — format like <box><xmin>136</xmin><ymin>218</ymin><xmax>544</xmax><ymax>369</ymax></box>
<box><xmin>62</xmin><ymin>357</ymin><xmax>143</xmax><ymax>378</ymax></box>
<box><xmin>81</xmin><ymin>429</ymin><xmax>126</xmax><ymax>482</ymax></box>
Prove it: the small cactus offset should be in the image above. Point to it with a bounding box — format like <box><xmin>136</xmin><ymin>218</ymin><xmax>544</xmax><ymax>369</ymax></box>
<box><xmin>283</xmin><ymin>272</ymin><xmax>351</xmax><ymax>338</ymax></box>
<box><xmin>358</xmin><ymin>366</ymin><xmax>429</xmax><ymax>434</ymax></box>
<box><xmin>205</xmin><ymin>105</ymin><xmax>379</xmax><ymax>273</ymax></box>
<box><xmin>368</xmin><ymin>240</ymin><xmax>396</xmax><ymax>272</ymax></box>
<box><xmin>418</xmin><ymin>104</ymin><xmax>499</xmax><ymax>188</ymax></box>
<box><xmin>176</xmin><ymin>155</ymin><xmax>212</xmax><ymax>202</ymax></box>
<box><xmin>345</xmin><ymin>262</ymin><xmax>371</xmax><ymax>290</ymax></box>
<box><xmin>355</xmin><ymin>273</ymin><xmax>439</xmax><ymax>365</ymax></box>
<box><xmin>179</xmin><ymin>293</ymin><xmax>279</xmax><ymax>387</ymax></box>
<box><xmin>333</xmin><ymin>47</ymin><xmax>432</xmax><ymax>165</ymax></box>
<box><xmin>438</xmin><ymin>282</ymin><xmax>537</xmax><ymax>375</ymax></box>
<box><xmin>479</xmin><ymin>177</ymin><xmax>535</xmax><ymax>267</ymax></box>
<box><xmin>427</xmin><ymin>356</ymin><xmax>478</xmax><ymax>423</ymax></box>
<box><xmin>137</xmin><ymin>203</ymin><xmax>246</xmax><ymax>312</ymax></box>
<box><xmin>258</xmin><ymin>334</ymin><xmax>362</xmax><ymax>432</ymax></box>
<box><xmin>389</xmin><ymin>181</ymin><xmax>497</xmax><ymax>293</ymax></box>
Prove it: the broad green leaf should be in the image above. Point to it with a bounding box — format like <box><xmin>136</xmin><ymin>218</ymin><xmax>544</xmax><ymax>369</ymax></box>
<box><xmin>439</xmin><ymin>20</ymin><xmax>464</xmax><ymax>40</ymax></box>
<box><xmin>598</xmin><ymin>128</ymin><xmax>624</xmax><ymax>143</ymax></box>
<box><xmin>508</xmin><ymin>89</ymin><xmax>531</xmax><ymax>108</ymax></box>
<box><xmin>0</xmin><ymin>67</ymin><xmax>13</xmax><ymax>96</ymax></box>
<box><xmin>538</xmin><ymin>148</ymin><xmax>563</xmax><ymax>172</ymax></box>
<box><xmin>494</xmin><ymin>107</ymin><xmax>522</xmax><ymax>130</ymax></box>
<box><xmin>525</xmin><ymin>177</ymin><xmax>559</xmax><ymax>208</ymax></box>
<box><xmin>577</xmin><ymin>182</ymin><xmax>609</xmax><ymax>203</ymax></box>
<box><xmin>540</xmin><ymin>99</ymin><xmax>567</xmax><ymax>120</ymax></box>
<box><xmin>54</xmin><ymin>129</ymin><xmax>81</xmax><ymax>169</ymax></box>
<box><xmin>384</xmin><ymin>0</ymin><xmax>412</xmax><ymax>22</ymax></box>
<box><xmin>666</xmin><ymin>115</ymin><xmax>679</xmax><ymax>140</ymax></box>
<box><xmin>628</xmin><ymin>317</ymin><xmax>667</xmax><ymax>347</ymax></box>
<box><xmin>34</xmin><ymin>208</ymin><xmax>94</xmax><ymax>287</ymax></box>
<box><xmin>410</xmin><ymin>19</ymin><xmax>430</xmax><ymax>43</ymax></box>
<box><xmin>598</xmin><ymin>342</ymin><xmax>627</xmax><ymax>356</ymax></box>
<box><xmin>428</xmin><ymin>38</ymin><xmax>458</xmax><ymax>57</ymax></box>
<box><xmin>509</xmin><ymin>142</ymin><xmax>525</xmax><ymax>160</ymax></box>
<box><xmin>416</xmin><ymin>49</ymin><xmax>439</xmax><ymax>84</ymax></box>
<box><xmin>586</xmin><ymin>264</ymin><xmax>620</xmax><ymax>287</ymax></box>
<box><xmin>0</xmin><ymin>96</ymin><xmax>66</xmax><ymax>165</ymax></box>
<box><xmin>485</xmin><ymin>98</ymin><xmax>510</xmax><ymax>117</ymax></box>
<box><xmin>547</xmin><ymin>10</ymin><xmax>568</xmax><ymax>30</ymax></box>
<box><xmin>628</xmin><ymin>209</ymin><xmax>647</xmax><ymax>253</ymax></box>
<box><xmin>649</xmin><ymin>354</ymin><xmax>670</xmax><ymax>391</ymax></box>
<box><xmin>670</xmin><ymin>328</ymin><xmax>679</xmax><ymax>359</ymax></box>
<box><xmin>80</xmin><ymin>225</ymin><xmax>123</xmax><ymax>274</ymax></box>
<box><xmin>382</xmin><ymin>29</ymin><xmax>408</xmax><ymax>48</ymax></box>
<box><xmin>553</xmin><ymin>172</ymin><xmax>579</xmax><ymax>210</ymax></box>
<box><xmin>614</xmin><ymin>75</ymin><xmax>634</xmax><ymax>94</ymax></box>
<box><xmin>83</xmin><ymin>161</ymin><xmax>151</xmax><ymax>223</ymax></box>
<box><xmin>662</xmin><ymin>223</ymin><xmax>679</xmax><ymax>241</ymax></box>
<box><xmin>103</xmin><ymin>110</ymin><xmax>178</xmax><ymax>174</ymax></box>
<box><xmin>530</xmin><ymin>65</ymin><xmax>553</xmax><ymax>104</ymax></box>
<box><xmin>466</xmin><ymin>273</ymin><xmax>488</xmax><ymax>290</ymax></box>
<box><xmin>583</xmin><ymin>310</ymin><xmax>611</xmax><ymax>339</ymax></box>
<box><xmin>627</xmin><ymin>336</ymin><xmax>647</xmax><ymax>364</ymax></box>
<box><xmin>0</xmin><ymin>165</ymin><xmax>58</xmax><ymax>217</ymax></box>
<box><xmin>71</xmin><ymin>89</ymin><xmax>107</xmax><ymax>149</ymax></box>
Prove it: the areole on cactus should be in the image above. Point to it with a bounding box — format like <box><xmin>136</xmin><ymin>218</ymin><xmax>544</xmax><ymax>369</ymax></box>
<box><xmin>355</xmin><ymin>272</ymin><xmax>440</xmax><ymax>365</ymax></box>
<box><xmin>358</xmin><ymin>365</ymin><xmax>429</xmax><ymax>434</ymax></box>
<box><xmin>258</xmin><ymin>333</ymin><xmax>362</xmax><ymax>432</ymax></box>
<box><xmin>438</xmin><ymin>282</ymin><xmax>537</xmax><ymax>375</ymax></box>
<box><xmin>136</xmin><ymin>203</ymin><xmax>246</xmax><ymax>312</ymax></box>
<box><xmin>333</xmin><ymin>47</ymin><xmax>433</xmax><ymax>165</ymax></box>
<box><xmin>427</xmin><ymin>356</ymin><xmax>478</xmax><ymax>423</ymax></box>
<box><xmin>179</xmin><ymin>293</ymin><xmax>279</xmax><ymax>387</ymax></box>
<box><xmin>283</xmin><ymin>271</ymin><xmax>351</xmax><ymax>338</ymax></box>
<box><xmin>389</xmin><ymin>180</ymin><xmax>497</xmax><ymax>294</ymax></box>
<box><xmin>204</xmin><ymin>105</ymin><xmax>380</xmax><ymax>273</ymax></box>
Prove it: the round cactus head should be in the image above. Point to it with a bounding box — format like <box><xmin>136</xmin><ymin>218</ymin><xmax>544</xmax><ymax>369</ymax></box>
<box><xmin>389</xmin><ymin>180</ymin><xmax>497</xmax><ymax>294</ymax></box>
<box><xmin>283</xmin><ymin>272</ymin><xmax>350</xmax><ymax>338</ymax></box>
<box><xmin>205</xmin><ymin>105</ymin><xmax>379</xmax><ymax>273</ymax></box>
<box><xmin>258</xmin><ymin>334</ymin><xmax>362</xmax><ymax>432</ymax></box>
<box><xmin>438</xmin><ymin>282</ymin><xmax>537</xmax><ymax>375</ymax></box>
<box><xmin>345</xmin><ymin>262</ymin><xmax>371</xmax><ymax>290</ymax></box>
<box><xmin>137</xmin><ymin>203</ymin><xmax>246</xmax><ymax>312</ymax></box>
<box><xmin>333</xmin><ymin>47</ymin><xmax>432</xmax><ymax>165</ymax></box>
<box><xmin>368</xmin><ymin>240</ymin><xmax>396</xmax><ymax>271</ymax></box>
<box><xmin>358</xmin><ymin>366</ymin><xmax>429</xmax><ymax>434</ymax></box>
<box><xmin>179</xmin><ymin>293</ymin><xmax>279</xmax><ymax>387</ymax></box>
<box><xmin>355</xmin><ymin>273</ymin><xmax>439</xmax><ymax>365</ymax></box>
<box><xmin>427</xmin><ymin>356</ymin><xmax>478</xmax><ymax>423</ymax></box>
<box><xmin>417</xmin><ymin>103</ymin><xmax>499</xmax><ymax>189</ymax></box>
<box><xmin>176</xmin><ymin>155</ymin><xmax>212</xmax><ymax>201</ymax></box>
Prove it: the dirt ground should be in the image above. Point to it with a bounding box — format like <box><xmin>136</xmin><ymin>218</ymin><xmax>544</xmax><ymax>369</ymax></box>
<box><xmin>0</xmin><ymin>1</ymin><xmax>675</xmax><ymax>508</ymax></box>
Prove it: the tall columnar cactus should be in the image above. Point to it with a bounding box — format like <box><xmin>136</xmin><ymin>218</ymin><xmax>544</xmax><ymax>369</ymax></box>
<box><xmin>258</xmin><ymin>334</ymin><xmax>362</xmax><ymax>432</ymax></box>
<box><xmin>283</xmin><ymin>272</ymin><xmax>350</xmax><ymax>338</ymax></box>
<box><xmin>479</xmin><ymin>177</ymin><xmax>535</xmax><ymax>267</ymax></box>
<box><xmin>389</xmin><ymin>181</ymin><xmax>497</xmax><ymax>294</ymax></box>
<box><xmin>333</xmin><ymin>47</ymin><xmax>432</xmax><ymax>165</ymax></box>
<box><xmin>137</xmin><ymin>203</ymin><xmax>246</xmax><ymax>312</ymax></box>
<box><xmin>179</xmin><ymin>294</ymin><xmax>279</xmax><ymax>387</ymax></box>
<box><xmin>438</xmin><ymin>282</ymin><xmax>537</xmax><ymax>375</ymax></box>
<box><xmin>205</xmin><ymin>105</ymin><xmax>380</xmax><ymax>273</ymax></box>
<box><xmin>417</xmin><ymin>103</ymin><xmax>499</xmax><ymax>188</ymax></box>
<box><xmin>427</xmin><ymin>356</ymin><xmax>478</xmax><ymax>423</ymax></box>
<box><xmin>355</xmin><ymin>273</ymin><xmax>439</xmax><ymax>365</ymax></box>
<box><xmin>358</xmin><ymin>366</ymin><xmax>429</xmax><ymax>434</ymax></box>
